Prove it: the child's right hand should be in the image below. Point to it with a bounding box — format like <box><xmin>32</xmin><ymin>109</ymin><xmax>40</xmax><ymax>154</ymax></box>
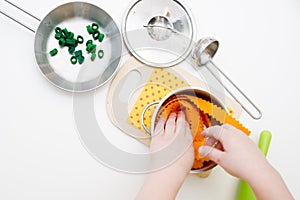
<box><xmin>199</xmin><ymin>124</ymin><xmax>271</xmax><ymax>182</ymax></box>
<box><xmin>199</xmin><ymin>124</ymin><xmax>294</xmax><ymax>200</ymax></box>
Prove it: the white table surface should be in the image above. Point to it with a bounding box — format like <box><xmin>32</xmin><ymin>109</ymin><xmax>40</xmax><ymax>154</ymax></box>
<box><xmin>1</xmin><ymin>0</ymin><xmax>299</xmax><ymax>199</ymax></box>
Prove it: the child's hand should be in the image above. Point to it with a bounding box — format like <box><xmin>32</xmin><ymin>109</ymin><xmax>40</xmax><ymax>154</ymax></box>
<box><xmin>150</xmin><ymin>111</ymin><xmax>194</xmax><ymax>173</ymax></box>
<box><xmin>199</xmin><ymin>124</ymin><xmax>269</xmax><ymax>182</ymax></box>
<box><xmin>199</xmin><ymin>124</ymin><xmax>294</xmax><ymax>200</ymax></box>
<box><xmin>136</xmin><ymin>111</ymin><xmax>194</xmax><ymax>200</ymax></box>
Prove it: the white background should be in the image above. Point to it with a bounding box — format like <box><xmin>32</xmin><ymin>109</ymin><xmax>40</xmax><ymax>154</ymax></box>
<box><xmin>0</xmin><ymin>0</ymin><xmax>299</xmax><ymax>199</ymax></box>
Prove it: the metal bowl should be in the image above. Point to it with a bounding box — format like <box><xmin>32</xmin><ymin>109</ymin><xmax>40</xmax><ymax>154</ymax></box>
<box><xmin>34</xmin><ymin>2</ymin><xmax>122</xmax><ymax>92</ymax></box>
<box><xmin>150</xmin><ymin>87</ymin><xmax>227</xmax><ymax>172</ymax></box>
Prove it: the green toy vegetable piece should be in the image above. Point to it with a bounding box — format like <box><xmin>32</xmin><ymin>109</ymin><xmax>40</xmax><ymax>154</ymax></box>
<box><xmin>55</xmin><ymin>27</ymin><xmax>61</xmax><ymax>33</ymax></box>
<box><xmin>62</xmin><ymin>28</ymin><xmax>69</xmax><ymax>38</ymax></box>
<box><xmin>93</xmin><ymin>31</ymin><xmax>100</xmax><ymax>40</ymax></box>
<box><xmin>74</xmin><ymin>50</ymin><xmax>83</xmax><ymax>58</ymax></box>
<box><xmin>91</xmin><ymin>46</ymin><xmax>96</xmax><ymax>54</ymax></box>
<box><xmin>77</xmin><ymin>35</ymin><xmax>84</xmax><ymax>44</ymax></box>
<box><xmin>68</xmin><ymin>32</ymin><xmax>74</xmax><ymax>39</ymax></box>
<box><xmin>68</xmin><ymin>46</ymin><xmax>76</xmax><ymax>54</ymax></box>
<box><xmin>75</xmin><ymin>40</ymin><xmax>78</xmax><ymax>47</ymax></box>
<box><xmin>86</xmin><ymin>44</ymin><xmax>97</xmax><ymax>53</ymax></box>
<box><xmin>86</xmin><ymin>43</ymin><xmax>92</xmax><ymax>49</ymax></box>
<box><xmin>51</xmin><ymin>25</ymin><xmax>106</xmax><ymax>64</ymax></box>
<box><xmin>86</xmin><ymin>45</ymin><xmax>90</xmax><ymax>52</ymax></box>
<box><xmin>98</xmin><ymin>49</ymin><xmax>104</xmax><ymax>59</ymax></box>
<box><xmin>49</xmin><ymin>48</ymin><xmax>58</xmax><ymax>56</ymax></box>
<box><xmin>91</xmin><ymin>53</ymin><xmax>96</xmax><ymax>61</ymax></box>
<box><xmin>71</xmin><ymin>56</ymin><xmax>77</xmax><ymax>65</ymax></box>
<box><xmin>91</xmin><ymin>45</ymin><xmax>97</xmax><ymax>53</ymax></box>
<box><xmin>55</xmin><ymin>33</ymin><xmax>62</xmax><ymax>40</ymax></box>
<box><xmin>98</xmin><ymin>33</ymin><xmax>105</xmax><ymax>42</ymax></box>
<box><xmin>78</xmin><ymin>55</ymin><xmax>85</xmax><ymax>64</ymax></box>
<box><xmin>92</xmin><ymin>23</ymin><xmax>99</xmax><ymax>31</ymax></box>
<box><xmin>59</xmin><ymin>38</ymin><xmax>66</xmax><ymax>46</ymax></box>
<box><xmin>86</xmin><ymin>25</ymin><xmax>94</xmax><ymax>34</ymax></box>
<box><xmin>86</xmin><ymin>40</ymin><xmax>93</xmax><ymax>46</ymax></box>
<box><xmin>66</xmin><ymin>39</ymin><xmax>76</xmax><ymax>47</ymax></box>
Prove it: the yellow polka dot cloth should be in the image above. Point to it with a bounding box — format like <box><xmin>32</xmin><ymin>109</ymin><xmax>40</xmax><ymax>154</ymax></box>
<box><xmin>126</xmin><ymin>68</ymin><xmax>251</xmax><ymax>136</ymax></box>
<box><xmin>127</xmin><ymin>68</ymin><xmax>189</xmax><ymax>135</ymax></box>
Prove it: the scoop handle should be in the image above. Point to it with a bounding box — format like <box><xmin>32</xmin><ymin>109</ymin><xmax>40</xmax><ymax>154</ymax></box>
<box><xmin>237</xmin><ymin>130</ymin><xmax>272</xmax><ymax>200</ymax></box>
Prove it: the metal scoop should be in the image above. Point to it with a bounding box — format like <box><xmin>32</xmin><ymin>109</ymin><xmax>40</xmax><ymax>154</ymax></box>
<box><xmin>192</xmin><ymin>38</ymin><xmax>262</xmax><ymax>120</ymax></box>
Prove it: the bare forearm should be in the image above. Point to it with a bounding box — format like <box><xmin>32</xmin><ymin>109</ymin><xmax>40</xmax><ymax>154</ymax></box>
<box><xmin>136</xmin><ymin>167</ymin><xmax>187</xmax><ymax>200</ymax></box>
<box><xmin>247</xmin><ymin>165</ymin><xmax>294</xmax><ymax>200</ymax></box>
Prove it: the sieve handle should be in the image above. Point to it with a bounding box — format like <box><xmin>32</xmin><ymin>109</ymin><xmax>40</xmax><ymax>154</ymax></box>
<box><xmin>192</xmin><ymin>38</ymin><xmax>262</xmax><ymax>120</ymax></box>
<box><xmin>141</xmin><ymin>101</ymin><xmax>159</xmax><ymax>135</ymax></box>
<box><xmin>0</xmin><ymin>0</ymin><xmax>40</xmax><ymax>33</ymax></box>
<box><xmin>205</xmin><ymin>61</ymin><xmax>262</xmax><ymax>120</ymax></box>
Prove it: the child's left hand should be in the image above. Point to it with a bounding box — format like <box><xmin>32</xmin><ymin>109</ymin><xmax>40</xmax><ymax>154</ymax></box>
<box><xmin>136</xmin><ymin>111</ymin><xmax>194</xmax><ymax>200</ymax></box>
<box><xmin>150</xmin><ymin>111</ymin><xmax>194</xmax><ymax>173</ymax></box>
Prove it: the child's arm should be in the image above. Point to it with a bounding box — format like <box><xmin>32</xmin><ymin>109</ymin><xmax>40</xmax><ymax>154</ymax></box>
<box><xmin>199</xmin><ymin>124</ymin><xmax>294</xmax><ymax>200</ymax></box>
<box><xmin>136</xmin><ymin>112</ymin><xmax>194</xmax><ymax>200</ymax></box>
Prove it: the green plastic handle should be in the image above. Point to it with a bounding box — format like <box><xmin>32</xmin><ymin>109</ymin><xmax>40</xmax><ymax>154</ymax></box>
<box><xmin>237</xmin><ymin>180</ymin><xmax>256</xmax><ymax>200</ymax></box>
<box><xmin>237</xmin><ymin>130</ymin><xmax>272</xmax><ymax>200</ymax></box>
<box><xmin>258</xmin><ymin>130</ymin><xmax>272</xmax><ymax>156</ymax></box>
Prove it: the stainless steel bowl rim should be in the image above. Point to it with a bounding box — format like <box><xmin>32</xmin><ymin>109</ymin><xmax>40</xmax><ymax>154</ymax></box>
<box><xmin>34</xmin><ymin>2</ymin><xmax>123</xmax><ymax>92</ymax></box>
<box><xmin>149</xmin><ymin>86</ymin><xmax>229</xmax><ymax>172</ymax></box>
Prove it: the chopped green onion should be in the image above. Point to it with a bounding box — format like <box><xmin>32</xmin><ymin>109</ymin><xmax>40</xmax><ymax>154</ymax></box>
<box><xmin>91</xmin><ymin>47</ymin><xmax>96</xmax><ymax>54</ymax></box>
<box><xmin>55</xmin><ymin>27</ymin><xmax>61</xmax><ymax>33</ymax></box>
<box><xmin>66</xmin><ymin>39</ymin><xmax>76</xmax><ymax>47</ymax></box>
<box><xmin>93</xmin><ymin>31</ymin><xmax>100</xmax><ymax>40</ymax></box>
<box><xmin>62</xmin><ymin>28</ymin><xmax>69</xmax><ymax>37</ymax></box>
<box><xmin>86</xmin><ymin>25</ymin><xmax>94</xmax><ymax>34</ymax></box>
<box><xmin>86</xmin><ymin>44</ymin><xmax>96</xmax><ymax>53</ymax></box>
<box><xmin>75</xmin><ymin>40</ymin><xmax>78</xmax><ymax>47</ymax></box>
<box><xmin>91</xmin><ymin>53</ymin><xmax>96</xmax><ymax>61</ymax></box>
<box><xmin>59</xmin><ymin>38</ymin><xmax>66</xmax><ymax>46</ymax></box>
<box><xmin>71</xmin><ymin>56</ymin><xmax>77</xmax><ymax>65</ymax></box>
<box><xmin>98</xmin><ymin>49</ymin><xmax>104</xmax><ymax>59</ymax></box>
<box><xmin>49</xmin><ymin>48</ymin><xmax>58</xmax><ymax>56</ymax></box>
<box><xmin>68</xmin><ymin>32</ymin><xmax>74</xmax><ymax>39</ymax></box>
<box><xmin>78</xmin><ymin>55</ymin><xmax>85</xmax><ymax>64</ymax></box>
<box><xmin>55</xmin><ymin>33</ymin><xmax>62</xmax><ymax>40</ymax></box>
<box><xmin>86</xmin><ymin>39</ymin><xmax>93</xmax><ymax>46</ymax></box>
<box><xmin>68</xmin><ymin>46</ymin><xmax>75</xmax><ymax>54</ymax></box>
<box><xmin>51</xmin><ymin>23</ymin><xmax>107</xmax><ymax>65</ymax></box>
<box><xmin>92</xmin><ymin>23</ymin><xmax>99</xmax><ymax>31</ymax></box>
<box><xmin>98</xmin><ymin>33</ymin><xmax>105</xmax><ymax>42</ymax></box>
<box><xmin>74</xmin><ymin>50</ymin><xmax>83</xmax><ymax>58</ymax></box>
<box><xmin>77</xmin><ymin>35</ymin><xmax>84</xmax><ymax>44</ymax></box>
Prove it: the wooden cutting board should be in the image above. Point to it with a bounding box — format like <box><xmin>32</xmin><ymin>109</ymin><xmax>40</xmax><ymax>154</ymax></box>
<box><xmin>106</xmin><ymin>57</ymin><xmax>242</xmax><ymax>178</ymax></box>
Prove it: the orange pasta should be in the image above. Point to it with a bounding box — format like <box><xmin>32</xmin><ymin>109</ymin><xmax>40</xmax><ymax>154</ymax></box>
<box><xmin>156</xmin><ymin>94</ymin><xmax>211</xmax><ymax>169</ymax></box>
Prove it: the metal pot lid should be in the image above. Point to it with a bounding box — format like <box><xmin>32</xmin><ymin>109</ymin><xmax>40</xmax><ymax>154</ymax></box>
<box><xmin>122</xmin><ymin>0</ymin><xmax>196</xmax><ymax>68</ymax></box>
